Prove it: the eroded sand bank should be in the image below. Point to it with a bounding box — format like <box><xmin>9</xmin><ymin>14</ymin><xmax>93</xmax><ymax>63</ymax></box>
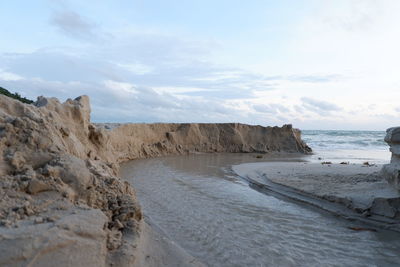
<box><xmin>0</xmin><ymin>94</ymin><xmax>309</xmax><ymax>266</ymax></box>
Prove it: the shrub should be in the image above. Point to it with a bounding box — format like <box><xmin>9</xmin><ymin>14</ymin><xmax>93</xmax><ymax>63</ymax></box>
<box><xmin>0</xmin><ymin>86</ymin><xmax>34</xmax><ymax>104</ymax></box>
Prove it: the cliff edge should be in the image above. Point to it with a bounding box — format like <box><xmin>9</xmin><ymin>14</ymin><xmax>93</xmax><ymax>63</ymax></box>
<box><xmin>98</xmin><ymin>122</ymin><xmax>311</xmax><ymax>163</ymax></box>
<box><xmin>0</xmin><ymin>94</ymin><xmax>310</xmax><ymax>266</ymax></box>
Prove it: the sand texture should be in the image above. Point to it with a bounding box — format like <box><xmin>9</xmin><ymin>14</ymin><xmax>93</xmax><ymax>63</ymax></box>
<box><xmin>96</xmin><ymin>121</ymin><xmax>311</xmax><ymax>162</ymax></box>
<box><xmin>233</xmin><ymin>162</ymin><xmax>400</xmax><ymax>229</ymax></box>
<box><xmin>0</xmin><ymin>94</ymin><xmax>309</xmax><ymax>266</ymax></box>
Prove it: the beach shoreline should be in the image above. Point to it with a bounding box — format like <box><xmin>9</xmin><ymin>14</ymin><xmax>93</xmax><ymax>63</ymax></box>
<box><xmin>233</xmin><ymin>161</ymin><xmax>400</xmax><ymax>231</ymax></box>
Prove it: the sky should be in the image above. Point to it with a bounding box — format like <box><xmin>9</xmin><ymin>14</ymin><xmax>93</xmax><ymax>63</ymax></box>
<box><xmin>1</xmin><ymin>0</ymin><xmax>400</xmax><ymax>130</ymax></box>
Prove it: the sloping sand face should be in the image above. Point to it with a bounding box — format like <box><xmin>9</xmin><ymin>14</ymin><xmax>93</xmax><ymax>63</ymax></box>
<box><xmin>0</xmin><ymin>94</ymin><xmax>309</xmax><ymax>266</ymax></box>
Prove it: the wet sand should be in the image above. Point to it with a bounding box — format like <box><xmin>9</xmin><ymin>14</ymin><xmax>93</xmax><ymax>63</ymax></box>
<box><xmin>133</xmin><ymin>218</ymin><xmax>205</xmax><ymax>267</ymax></box>
<box><xmin>233</xmin><ymin>162</ymin><xmax>399</xmax><ymax>209</ymax></box>
<box><xmin>121</xmin><ymin>153</ymin><xmax>400</xmax><ymax>267</ymax></box>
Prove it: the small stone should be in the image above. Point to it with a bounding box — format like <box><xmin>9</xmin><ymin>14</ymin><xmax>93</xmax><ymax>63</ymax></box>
<box><xmin>27</xmin><ymin>179</ymin><xmax>51</xmax><ymax>194</ymax></box>
<box><xmin>25</xmin><ymin>207</ymin><xmax>35</xmax><ymax>216</ymax></box>
<box><xmin>46</xmin><ymin>216</ymin><xmax>59</xmax><ymax>222</ymax></box>
<box><xmin>19</xmin><ymin>181</ymin><xmax>29</xmax><ymax>191</ymax></box>
<box><xmin>0</xmin><ymin>220</ymin><xmax>11</xmax><ymax>227</ymax></box>
<box><xmin>34</xmin><ymin>217</ymin><xmax>44</xmax><ymax>224</ymax></box>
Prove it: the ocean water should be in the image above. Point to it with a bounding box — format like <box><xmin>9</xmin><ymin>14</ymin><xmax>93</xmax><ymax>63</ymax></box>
<box><xmin>301</xmin><ymin>130</ymin><xmax>391</xmax><ymax>164</ymax></box>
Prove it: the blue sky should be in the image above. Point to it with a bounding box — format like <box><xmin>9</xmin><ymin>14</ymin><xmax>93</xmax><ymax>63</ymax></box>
<box><xmin>1</xmin><ymin>0</ymin><xmax>400</xmax><ymax>130</ymax></box>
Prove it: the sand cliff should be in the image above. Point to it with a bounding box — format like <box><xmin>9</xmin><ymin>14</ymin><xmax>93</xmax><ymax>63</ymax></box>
<box><xmin>0</xmin><ymin>94</ymin><xmax>310</xmax><ymax>266</ymax></box>
<box><xmin>99</xmin><ymin>121</ymin><xmax>311</xmax><ymax>162</ymax></box>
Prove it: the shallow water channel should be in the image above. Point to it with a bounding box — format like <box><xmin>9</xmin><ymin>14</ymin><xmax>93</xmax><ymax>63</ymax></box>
<box><xmin>121</xmin><ymin>154</ymin><xmax>400</xmax><ymax>267</ymax></box>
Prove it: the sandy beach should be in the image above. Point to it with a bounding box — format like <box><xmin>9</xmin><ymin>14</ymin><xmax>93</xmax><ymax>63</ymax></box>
<box><xmin>233</xmin><ymin>161</ymin><xmax>400</xmax><ymax>230</ymax></box>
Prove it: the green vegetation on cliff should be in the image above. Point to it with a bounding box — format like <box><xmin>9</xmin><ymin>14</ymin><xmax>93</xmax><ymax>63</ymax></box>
<box><xmin>0</xmin><ymin>86</ymin><xmax>34</xmax><ymax>104</ymax></box>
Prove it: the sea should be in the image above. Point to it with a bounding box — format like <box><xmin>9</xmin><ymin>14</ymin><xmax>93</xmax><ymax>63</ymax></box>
<box><xmin>301</xmin><ymin>130</ymin><xmax>391</xmax><ymax>164</ymax></box>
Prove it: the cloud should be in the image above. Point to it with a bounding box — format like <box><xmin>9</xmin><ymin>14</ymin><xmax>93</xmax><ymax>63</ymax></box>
<box><xmin>0</xmin><ymin>69</ymin><xmax>24</xmax><ymax>81</ymax></box>
<box><xmin>301</xmin><ymin>97</ymin><xmax>342</xmax><ymax>115</ymax></box>
<box><xmin>252</xmin><ymin>103</ymin><xmax>289</xmax><ymax>114</ymax></box>
<box><xmin>287</xmin><ymin>74</ymin><xmax>343</xmax><ymax>83</ymax></box>
<box><xmin>320</xmin><ymin>0</ymin><xmax>379</xmax><ymax>32</ymax></box>
<box><xmin>0</xmin><ymin>37</ymin><xmax>352</xmax><ymax>128</ymax></box>
<box><xmin>115</xmin><ymin>63</ymin><xmax>153</xmax><ymax>75</ymax></box>
<box><xmin>0</xmin><ymin>72</ymin><xmax>249</xmax><ymax>124</ymax></box>
<box><xmin>103</xmin><ymin>80</ymin><xmax>138</xmax><ymax>100</ymax></box>
<box><xmin>2</xmin><ymin>3</ymin><xmax>392</xmax><ymax>130</ymax></box>
<box><xmin>0</xmin><ymin>38</ymin><xmax>275</xmax><ymax>102</ymax></box>
<box><xmin>50</xmin><ymin>10</ymin><xmax>99</xmax><ymax>41</ymax></box>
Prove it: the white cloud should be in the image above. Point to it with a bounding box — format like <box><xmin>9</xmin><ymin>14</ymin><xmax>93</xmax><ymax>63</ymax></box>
<box><xmin>252</xmin><ymin>103</ymin><xmax>289</xmax><ymax>114</ymax></box>
<box><xmin>0</xmin><ymin>69</ymin><xmax>24</xmax><ymax>81</ymax></box>
<box><xmin>301</xmin><ymin>97</ymin><xmax>342</xmax><ymax>114</ymax></box>
<box><xmin>104</xmin><ymin>80</ymin><xmax>137</xmax><ymax>95</ymax></box>
<box><xmin>115</xmin><ymin>63</ymin><xmax>153</xmax><ymax>75</ymax></box>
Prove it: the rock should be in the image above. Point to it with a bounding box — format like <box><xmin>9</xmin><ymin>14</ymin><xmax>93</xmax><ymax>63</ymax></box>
<box><xmin>381</xmin><ymin>126</ymin><xmax>400</xmax><ymax>190</ymax></box>
<box><xmin>363</xmin><ymin>161</ymin><xmax>375</xmax><ymax>167</ymax></box>
<box><xmin>46</xmin><ymin>216</ymin><xmax>59</xmax><ymax>223</ymax></box>
<box><xmin>34</xmin><ymin>217</ymin><xmax>44</xmax><ymax>224</ymax></box>
<box><xmin>385</xmin><ymin>127</ymin><xmax>400</xmax><ymax>145</ymax></box>
<box><xmin>35</xmin><ymin>96</ymin><xmax>50</xmax><ymax>107</ymax></box>
<box><xmin>370</xmin><ymin>197</ymin><xmax>400</xmax><ymax>218</ymax></box>
<box><xmin>27</xmin><ymin>179</ymin><xmax>52</xmax><ymax>194</ymax></box>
